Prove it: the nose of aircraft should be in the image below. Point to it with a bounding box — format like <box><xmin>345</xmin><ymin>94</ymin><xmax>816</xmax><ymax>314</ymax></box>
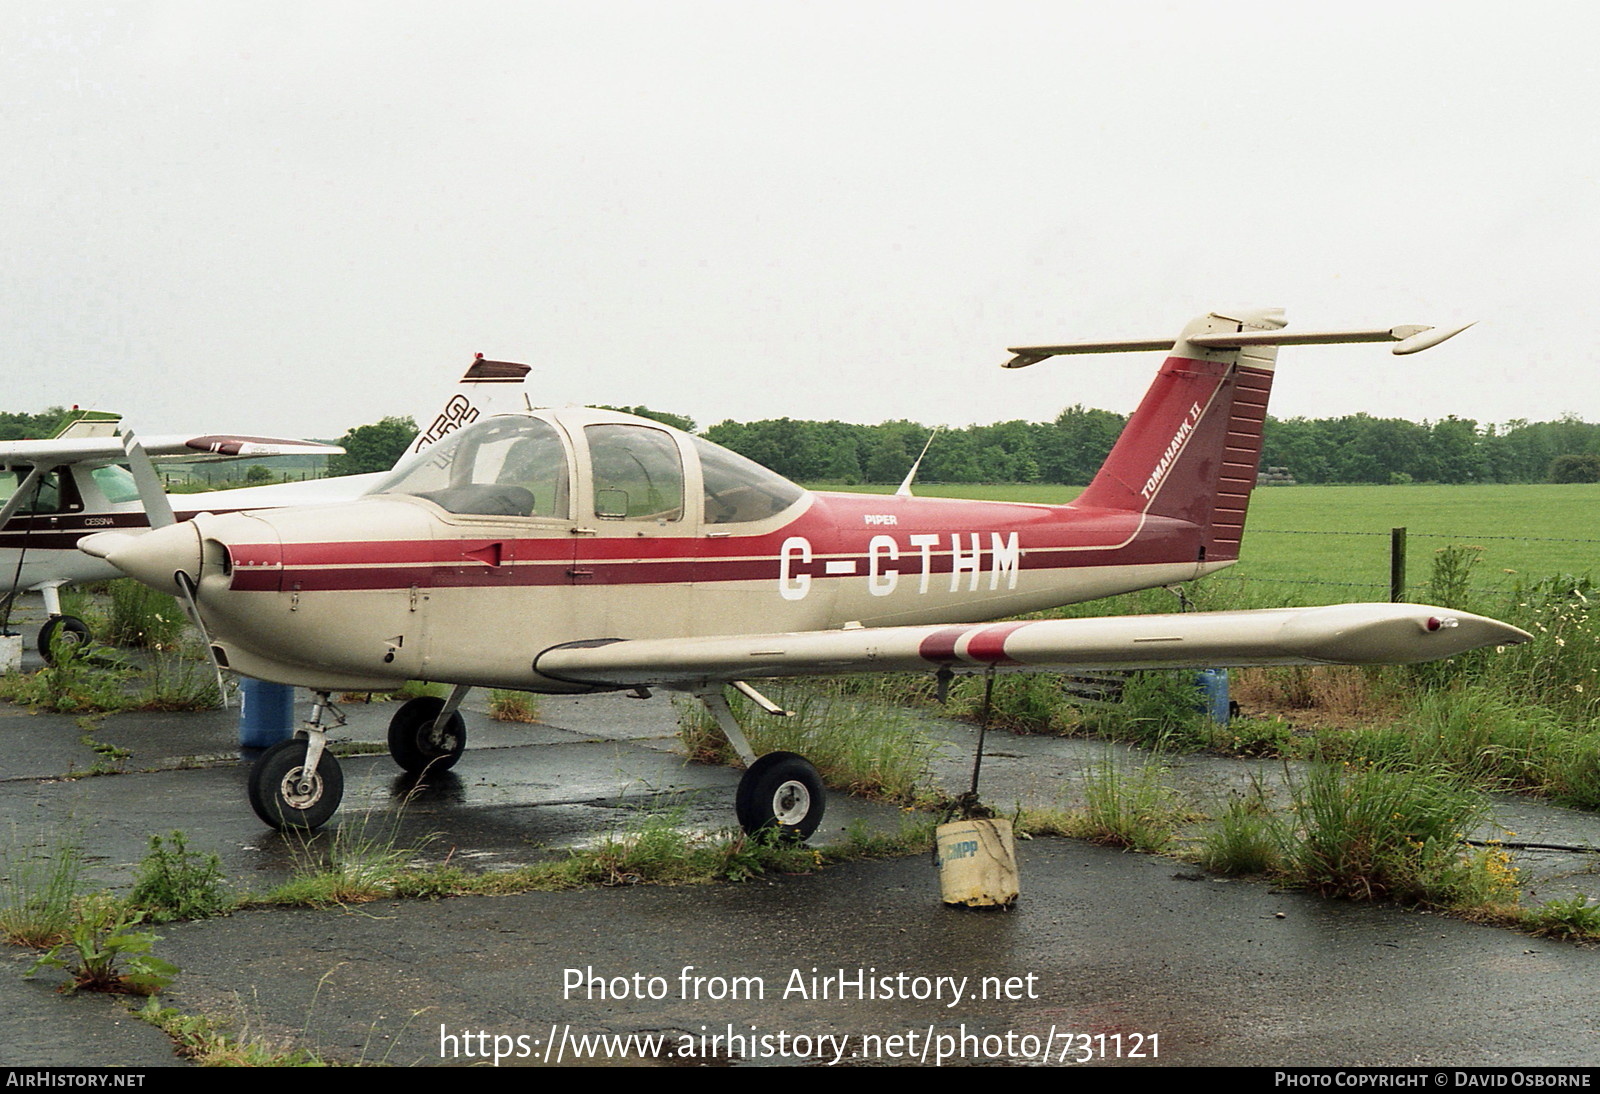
<box><xmin>79</xmin><ymin>522</ymin><xmax>203</xmax><ymax>593</ymax></box>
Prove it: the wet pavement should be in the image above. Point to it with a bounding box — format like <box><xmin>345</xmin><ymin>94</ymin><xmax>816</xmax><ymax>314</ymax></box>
<box><xmin>4</xmin><ymin>603</ymin><xmax>1600</xmax><ymax>1067</ymax></box>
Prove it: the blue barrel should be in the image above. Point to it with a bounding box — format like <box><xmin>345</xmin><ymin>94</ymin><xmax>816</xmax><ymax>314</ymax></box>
<box><xmin>239</xmin><ymin>677</ymin><xmax>296</xmax><ymax>749</ymax></box>
<box><xmin>1195</xmin><ymin>668</ymin><xmax>1231</xmax><ymax>725</ymax></box>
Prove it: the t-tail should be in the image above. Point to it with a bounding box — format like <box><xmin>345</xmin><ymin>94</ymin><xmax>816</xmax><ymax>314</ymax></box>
<box><xmin>405</xmin><ymin>354</ymin><xmax>532</xmax><ymax>459</ymax></box>
<box><xmin>1006</xmin><ymin>309</ymin><xmax>1475</xmax><ymax>564</ymax></box>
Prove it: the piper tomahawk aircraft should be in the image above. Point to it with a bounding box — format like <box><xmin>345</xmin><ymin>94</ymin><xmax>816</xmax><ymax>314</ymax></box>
<box><xmin>84</xmin><ymin>308</ymin><xmax>1526</xmax><ymax>837</ymax></box>
<box><xmin>2</xmin><ymin>355</ymin><xmax>530</xmax><ymax>656</ymax></box>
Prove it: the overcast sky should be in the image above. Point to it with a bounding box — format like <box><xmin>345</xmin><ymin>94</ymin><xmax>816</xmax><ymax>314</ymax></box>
<box><xmin>4</xmin><ymin>2</ymin><xmax>1596</xmax><ymax>440</ymax></box>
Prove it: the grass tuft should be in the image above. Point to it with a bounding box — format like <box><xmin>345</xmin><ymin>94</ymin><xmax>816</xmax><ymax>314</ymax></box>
<box><xmin>1061</xmin><ymin>757</ymin><xmax>1186</xmax><ymax>853</ymax></box>
<box><xmin>0</xmin><ymin>831</ymin><xmax>84</xmax><ymax>947</ymax></box>
<box><xmin>489</xmin><ymin>689</ymin><xmax>541</xmax><ymax>723</ymax></box>
<box><xmin>1280</xmin><ymin>762</ymin><xmax>1514</xmax><ymax>908</ymax></box>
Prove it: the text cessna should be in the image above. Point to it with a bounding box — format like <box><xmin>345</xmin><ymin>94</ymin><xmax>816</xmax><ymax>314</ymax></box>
<box><xmin>778</xmin><ymin>531</ymin><xmax>1020</xmax><ymax>601</ymax></box>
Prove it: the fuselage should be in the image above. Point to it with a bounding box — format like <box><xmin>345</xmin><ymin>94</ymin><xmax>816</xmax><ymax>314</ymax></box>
<box><xmin>92</xmin><ymin>408</ymin><xmax>1231</xmax><ymax>693</ymax></box>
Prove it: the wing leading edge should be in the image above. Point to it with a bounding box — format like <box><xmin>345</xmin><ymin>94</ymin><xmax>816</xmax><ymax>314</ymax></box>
<box><xmin>533</xmin><ymin>603</ymin><xmax>1531</xmax><ymax>689</ymax></box>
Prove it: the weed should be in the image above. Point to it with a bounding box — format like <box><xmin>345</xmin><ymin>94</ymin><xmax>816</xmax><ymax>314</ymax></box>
<box><xmin>129</xmin><ymin>832</ymin><xmax>232</xmax><ymax>922</ymax></box>
<box><xmin>265</xmin><ymin>816</ymin><xmax>423</xmax><ymax>908</ymax></box>
<box><xmin>1525</xmin><ymin>893</ymin><xmax>1600</xmax><ymax>940</ymax></box>
<box><xmin>1064</xmin><ymin>757</ymin><xmax>1185</xmax><ymax>853</ymax></box>
<box><xmin>128</xmin><ymin>650</ymin><xmax>224</xmax><ymax>711</ymax></box>
<box><xmin>103</xmin><ymin>579</ymin><xmax>185</xmax><ymax>649</ymax></box>
<box><xmin>948</xmin><ymin>673</ymin><xmax>1080</xmax><ymax>734</ymax></box>
<box><xmin>0</xmin><ymin>636</ymin><xmax>128</xmax><ymax>713</ymax></box>
<box><xmin>0</xmin><ymin>831</ymin><xmax>84</xmax><ymax>947</ymax></box>
<box><xmin>138</xmin><ymin>998</ymin><xmax>327</xmax><ymax>1066</ymax></box>
<box><xmin>552</xmin><ymin>807</ymin><xmax>820</xmax><ymax>887</ymax></box>
<box><xmin>490</xmin><ymin>689</ymin><xmax>541</xmax><ymax>723</ymax></box>
<box><xmin>1080</xmin><ymin>672</ymin><xmax>1212</xmax><ymax>752</ymax></box>
<box><xmin>28</xmin><ymin>894</ymin><xmax>178</xmax><ymax>995</ymax></box>
<box><xmin>1198</xmin><ymin>782</ymin><xmax>1285</xmax><ymax>875</ymax></box>
<box><xmin>1281</xmin><ymin>762</ymin><xmax>1512</xmax><ymax>907</ymax></box>
<box><xmin>1206</xmin><ymin>716</ymin><xmax>1296</xmax><ymax>758</ymax></box>
<box><xmin>74</xmin><ymin>718</ymin><xmax>131</xmax><ymax>776</ymax></box>
<box><xmin>1425</xmin><ymin>544</ymin><xmax>1487</xmax><ymax>612</ymax></box>
<box><xmin>834</xmin><ymin>815</ymin><xmax>937</xmax><ymax>858</ymax></box>
<box><xmin>394</xmin><ymin>680</ymin><xmax>449</xmax><ymax>701</ymax></box>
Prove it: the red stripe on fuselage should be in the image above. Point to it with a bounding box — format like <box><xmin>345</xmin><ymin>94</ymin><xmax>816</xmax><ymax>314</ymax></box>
<box><xmin>222</xmin><ymin>489</ymin><xmax>1207</xmax><ymax>594</ymax></box>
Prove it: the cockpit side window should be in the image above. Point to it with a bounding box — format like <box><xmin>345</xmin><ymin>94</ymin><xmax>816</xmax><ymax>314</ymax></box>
<box><xmin>585</xmin><ymin>424</ymin><xmax>684</xmax><ymax>522</ymax></box>
<box><xmin>0</xmin><ymin>466</ymin><xmax>80</xmax><ymax>515</ymax></box>
<box><xmin>372</xmin><ymin>417</ymin><xmax>571</xmax><ymax>518</ymax></box>
<box><xmin>692</xmin><ymin>436</ymin><xmax>805</xmax><ymax>524</ymax></box>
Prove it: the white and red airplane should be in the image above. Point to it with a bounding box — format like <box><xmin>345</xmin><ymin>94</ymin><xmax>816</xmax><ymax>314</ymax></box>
<box><xmin>84</xmin><ymin>308</ymin><xmax>1523</xmax><ymax>837</ymax></box>
<box><xmin>1</xmin><ymin>356</ymin><xmax>529</xmax><ymax>655</ymax></box>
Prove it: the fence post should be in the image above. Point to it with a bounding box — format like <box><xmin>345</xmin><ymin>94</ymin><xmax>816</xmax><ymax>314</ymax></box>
<box><xmin>1390</xmin><ymin>527</ymin><xmax>1406</xmax><ymax>602</ymax></box>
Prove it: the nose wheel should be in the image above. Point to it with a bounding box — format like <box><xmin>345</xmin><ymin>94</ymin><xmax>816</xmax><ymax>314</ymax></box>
<box><xmin>248</xmin><ymin>737</ymin><xmax>344</xmax><ymax>830</ymax></box>
<box><xmin>248</xmin><ymin>691</ymin><xmax>346</xmax><ymax>830</ymax></box>
<box><xmin>735</xmin><ymin>751</ymin><xmax>826</xmax><ymax>841</ymax></box>
<box><xmin>387</xmin><ymin>694</ymin><xmax>468</xmax><ymax>774</ymax></box>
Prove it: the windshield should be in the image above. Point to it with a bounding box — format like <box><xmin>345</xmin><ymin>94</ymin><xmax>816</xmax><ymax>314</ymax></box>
<box><xmin>90</xmin><ymin>464</ymin><xmax>142</xmax><ymax>505</ymax></box>
<box><xmin>372</xmin><ymin>417</ymin><xmax>571</xmax><ymax>518</ymax></box>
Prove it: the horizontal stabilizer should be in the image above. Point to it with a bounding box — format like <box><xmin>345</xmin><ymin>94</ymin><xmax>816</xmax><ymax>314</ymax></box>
<box><xmin>1005</xmin><ymin>320</ymin><xmax>1474</xmax><ymax>368</ymax></box>
<box><xmin>533</xmin><ymin>603</ymin><xmax>1530</xmax><ymax>689</ymax></box>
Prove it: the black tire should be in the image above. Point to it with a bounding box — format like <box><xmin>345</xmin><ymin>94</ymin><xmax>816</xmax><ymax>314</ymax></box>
<box><xmin>248</xmin><ymin>737</ymin><xmax>344</xmax><ymax>831</ymax></box>
<box><xmin>388</xmin><ymin>696</ymin><xmax>467</xmax><ymax>774</ymax></box>
<box><xmin>735</xmin><ymin>751</ymin><xmax>826</xmax><ymax>840</ymax></box>
<box><xmin>38</xmin><ymin>616</ymin><xmax>91</xmax><ymax>662</ymax></box>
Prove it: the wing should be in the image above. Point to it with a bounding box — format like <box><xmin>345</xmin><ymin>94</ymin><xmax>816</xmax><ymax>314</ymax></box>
<box><xmin>0</xmin><ymin>435</ymin><xmax>343</xmax><ymax>467</ymax></box>
<box><xmin>532</xmin><ymin>604</ymin><xmax>1530</xmax><ymax>689</ymax></box>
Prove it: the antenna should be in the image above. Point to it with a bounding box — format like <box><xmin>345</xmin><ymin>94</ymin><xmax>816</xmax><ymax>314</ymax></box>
<box><xmin>896</xmin><ymin>427</ymin><xmax>942</xmax><ymax>498</ymax></box>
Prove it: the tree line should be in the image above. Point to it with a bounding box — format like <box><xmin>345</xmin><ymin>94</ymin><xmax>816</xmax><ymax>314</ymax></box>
<box><xmin>12</xmin><ymin>403</ymin><xmax>1600</xmax><ymax>486</ymax></box>
<box><xmin>701</xmin><ymin>410</ymin><xmax>1600</xmax><ymax>486</ymax></box>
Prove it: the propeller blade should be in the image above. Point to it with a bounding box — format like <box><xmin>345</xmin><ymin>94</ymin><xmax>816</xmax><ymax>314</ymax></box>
<box><xmin>174</xmin><ymin>569</ymin><xmax>229</xmax><ymax>710</ymax></box>
<box><xmin>120</xmin><ymin>430</ymin><xmax>177</xmax><ymax>530</ymax></box>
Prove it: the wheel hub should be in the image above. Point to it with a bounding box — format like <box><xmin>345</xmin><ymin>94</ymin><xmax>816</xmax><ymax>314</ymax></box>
<box><xmin>279</xmin><ymin>766</ymin><xmax>323</xmax><ymax>809</ymax></box>
<box><xmin>771</xmin><ymin>780</ymin><xmax>811</xmax><ymax>827</ymax></box>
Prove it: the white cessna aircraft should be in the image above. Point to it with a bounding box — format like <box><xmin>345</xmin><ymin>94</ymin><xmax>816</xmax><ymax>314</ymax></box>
<box><xmin>85</xmin><ymin>309</ymin><xmax>1525</xmax><ymax>838</ymax></box>
<box><xmin>2</xmin><ymin>356</ymin><xmax>529</xmax><ymax>655</ymax></box>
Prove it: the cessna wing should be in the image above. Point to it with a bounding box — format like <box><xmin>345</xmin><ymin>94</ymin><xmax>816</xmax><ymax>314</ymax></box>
<box><xmin>0</xmin><ymin>433</ymin><xmax>342</xmax><ymax>468</ymax></box>
<box><xmin>533</xmin><ymin>603</ymin><xmax>1530</xmax><ymax>689</ymax></box>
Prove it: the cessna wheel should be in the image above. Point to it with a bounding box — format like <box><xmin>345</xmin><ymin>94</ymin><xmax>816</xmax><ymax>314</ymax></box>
<box><xmin>388</xmin><ymin>696</ymin><xmax>467</xmax><ymax>774</ymax></box>
<box><xmin>735</xmin><ymin>752</ymin><xmax>826</xmax><ymax>841</ymax></box>
<box><xmin>38</xmin><ymin>616</ymin><xmax>92</xmax><ymax>662</ymax></box>
<box><xmin>248</xmin><ymin>738</ymin><xmax>344</xmax><ymax>831</ymax></box>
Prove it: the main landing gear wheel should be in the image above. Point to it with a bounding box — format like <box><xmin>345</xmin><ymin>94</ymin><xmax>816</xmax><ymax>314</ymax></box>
<box><xmin>388</xmin><ymin>696</ymin><xmax>467</xmax><ymax>774</ymax></box>
<box><xmin>38</xmin><ymin>616</ymin><xmax>91</xmax><ymax>662</ymax></box>
<box><xmin>248</xmin><ymin>738</ymin><xmax>344</xmax><ymax>831</ymax></box>
<box><xmin>735</xmin><ymin>752</ymin><xmax>826</xmax><ymax>841</ymax></box>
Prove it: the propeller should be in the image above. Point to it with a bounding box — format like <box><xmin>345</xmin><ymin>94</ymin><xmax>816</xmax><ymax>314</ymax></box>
<box><xmin>120</xmin><ymin>431</ymin><xmax>230</xmax><ymax>708</ymax></box>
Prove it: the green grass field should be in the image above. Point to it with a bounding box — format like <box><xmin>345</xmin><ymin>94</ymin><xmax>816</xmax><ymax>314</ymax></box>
<box><xmin>811</xmin><ymin>482</ymin><xmax>1600</xmax><ymax>603</ymax></box>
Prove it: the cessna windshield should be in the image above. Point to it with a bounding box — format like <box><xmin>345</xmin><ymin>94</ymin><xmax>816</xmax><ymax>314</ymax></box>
<box><xmin>370</xmin><ymin>413</ymin><xmax>804</xmax><ymax>524</ymax></box>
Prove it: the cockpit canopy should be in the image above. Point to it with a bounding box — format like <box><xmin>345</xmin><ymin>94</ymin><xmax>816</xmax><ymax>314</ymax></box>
<box><xmin>369</xmin><ymin>412</ymin><xmax>805</xmax><ymax>526</ymax></box>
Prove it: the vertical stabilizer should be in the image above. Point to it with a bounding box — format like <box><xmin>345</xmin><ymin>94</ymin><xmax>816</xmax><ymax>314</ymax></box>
<box><xmin>1072</xmin><ymin>308</ymin><xmax>1283</xmax><ymax>562</ymax></box>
